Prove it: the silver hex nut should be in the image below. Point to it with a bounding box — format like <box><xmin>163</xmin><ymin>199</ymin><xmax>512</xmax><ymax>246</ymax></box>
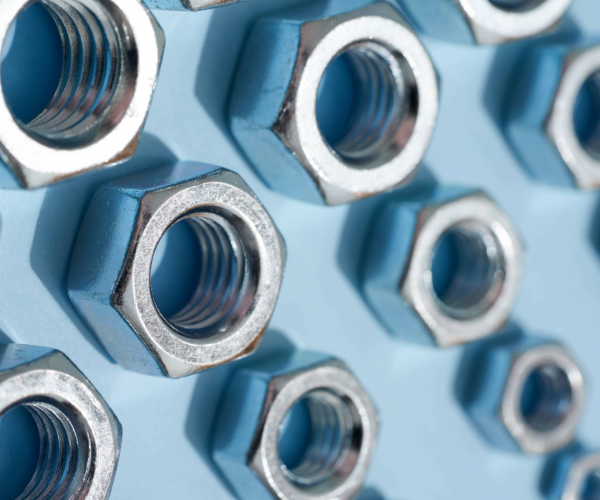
<box><xmin>213</xmin><ymin>351</ymin><xmax>379</xmax><ymax>500</ymax></box>
<box><xmin>508</xmin><ymin>42</ymin><xmax>600</xmax><ymax>189</ymax></box>
<box><xmin>0</xmin><ymin>0</ymin><xmax>164</xmax><ymax>189</ymax></box>
<box><xmin>230</xmin><ymin>2</ymin><xmax>439</xmax><ymax>206</ymax></box>
<box><xmin>363</xmin><ymin>188</ymin><xmax>524</xmax><ymax>347</ymax></box>
<box><xmin>68</xmin><ymin>162</ymin><xmax>286</xmax><ymax>378</ymax></box>
<box><xmin>398</xmin><ymin>0</ymin><xmax>573</xmax><ymax>45</ymax></box>
<box><xmin>547</xmin><ymin>447</ymin><xmax>600</xmax><ymax>500</ymax></box>
<box><xmin>469</xmin><ymin>336</ymin><xmax>585</xmax><ymax>454</ymax></box>
<box><xmin>0</xmin><ymin>344</ymin><xmax>122</xmax><ymax>499</ymax></box>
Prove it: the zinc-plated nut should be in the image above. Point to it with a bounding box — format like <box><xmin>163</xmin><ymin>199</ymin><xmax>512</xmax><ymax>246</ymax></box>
<box><xmin>230</xmin><ymin>2</ymin><xmax>439</xmax><ymax>206</ymax></box>
<box><xmin>0</xmin><ymin>343</ymin><xmax>122</xmax><ymax>499</ymax></box>
<box><xmin>0</xmin><ymin>0</ymin><xmax>164</xmax><ymax>189</ymax></box>
<box><xmin>68</xmin><ymin>162</ymin><xmax>286</xmax><ymax>378</ymax></box>
<box><xmin>213</xmin><ymin>351</ymin><xmax>379</xmax><ymax>500</ymax></box>
<box><xmin>469</xmin><ymin>336</ymin><xmax>585</xmax><ymax>454</ymax></box>
<box><xmin>363</xmin><ymin>188</ymin><xmax>524</xmax><ymax>347</ymax></box>
<box><xmin>398</xmin><ymin>0</ymin><xmax>573</xmax><ymax>45</ymax></box>
<box><xmin>547</xmin><ymin>447</ymin><xmax>600</xmax><ymax>500</ymax></box>
<box><xmin>507</xmin><ymin>42</ymin><xmax>600</xmax><ymax>189</ymax></box>
<box><xmin>143</xmin><ymin>0</ymin><xmax>241</xmax><ymax>11</ymax></box>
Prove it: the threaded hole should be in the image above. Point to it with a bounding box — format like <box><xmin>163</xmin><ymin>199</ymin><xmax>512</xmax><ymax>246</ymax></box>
<box><xmin>488</xmin><ymin>0</ymin><xmax>546</xmax><ymax>11</ymax></box>
<box><xmin>429</xmin><ymin>221</ymin><xmax>506</xmax><ymax>320</ymax></box>
<box><xmin>316</xmin><ymin>41</ymin><xmax>418</xmax><ymax>169</ymax></box>
<box><xmin>0</xmin><ymin>402</ymin><xmax>91</xmax><ymax>500</ymax></box>
<box><xmin>520</xmin><ymin>365</ymin><xmax>573</xmax><ymax>432</ymax></box>
<box><xmin>1</xmin><ymin>0</ymin><xmax>137</xmax><ymax>147</ymax></box>
<box><xmin>581</xmin><ymin>469</ymin><xmax>600</xmax><ymax>500</ymax></box>
<box><xmin>150</xmin><ymin>211</ymin><xmax>258</xmax><ymax>339</ymax></box>
<box><xmin>574</xmin><ymin>71</ymin><xmax>600</xmax><ymax>159</ymax></box>
<box><xmin>277</xmin><ymin>389</ymin><xmax>362</xmax><ymax>491</ymax></box>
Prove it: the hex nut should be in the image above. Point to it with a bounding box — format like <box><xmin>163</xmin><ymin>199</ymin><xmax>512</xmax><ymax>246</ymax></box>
<box><xmin>0</xmin><ymin>343</ymin><xmax>122</xmax><ymax>499</ymax></box>
<box><xmin>398</xmin><ymin>0</ymin><xmax>573</xmax><ymax>45</ymax></box>
<box><xmin>363</xmin><ymin>188</ymin><xmax>524</xmax><ymax>347</ymax></box>
<box><xmin>507</xmin><ymin>42</ymin><xmax>600</xmax><ymax>189</ymax></box>
<box><xmin>213</xmin><ymin>351</ymin><xmax>379</xmax><ymax>500</ymax></box>
<box><xmin>468</xmin><ymin>336</ymin><xmax>585</xmax><ymax>454</ymax></box>
<box><xmin>547</xmin><ymin>447</ymin><xmax>600</xmax><ymax>500</ymax></box>
<box><xmin>143</xmin><ymin>0</ymin><xmax>241</xmax><ymax>11</ymax></box>
<box><xmin>230</xmin><ymin>2</ymin><xmax>438</xmax><ymax>205</ymax></box>
<box><xmin>68</xmin><ymin>162</ymin><xmax>286</xmax><ymax>378</ymax></box>
<box><xmin>0</xmin><ymin>0</ymin><xmax>164</xmax><ymax>189</ymax></box>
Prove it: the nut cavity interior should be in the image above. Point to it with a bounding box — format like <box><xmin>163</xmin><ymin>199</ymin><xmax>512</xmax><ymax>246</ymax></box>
<box><xmin>574</xmin><ymin>70</ymin><xmax>600</xmax><ymax>159</ymax></box>
<box><xmin>581</xmin><ymin>469</ymin><xmax>600</xmax><ymax>500</ymax></box>
<box><xmin>488</xmin><ymin>0</ymin><xmax>547</xmax><ymax>12</ymax></box>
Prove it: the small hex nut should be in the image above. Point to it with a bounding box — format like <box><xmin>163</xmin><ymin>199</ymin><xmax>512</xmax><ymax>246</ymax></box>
<box><xmin>468</xmin><ymin>336</ymin><xmax>585</xmax><ymax>454</ymax></box>
<box><xmin>0</xmin><ymin>0</ymin><xmax>164</xmax><ymax>189</ymax></box>
<box><xmin>213</xmin><ymin>351</ymin><xmax>379</xmax><ymax>500</ymax></box>
<box><xmin>230</xmin><ymin>2</ymin><xmax>438</xmax><ymax>205</ymax></box>
<box><xmin>143</xmin><ymin>0</ymin><xmax>241</xmax><ymax>11</ymax></box>
<box><xmin>363</xmin><ymin>188</ymin><xmax>524</xmax><ymax>347</ymax></box>
<box><xmin>508</xmin><ymin>42</ymin><xmax>600</xmax><ymax>188</ymax></box>
<box><xmin>0</xmin><ymin>344</ymin><xmax>122</xmax><ymax>499</ymax></box>
<box><xmin>68</xmin><ymin>162</ymin><xmax>286</xmax><ymax>378</ymax></box>
<box><xmin>398</xmin><ymin>0</ymin><xmax>573</xmax><ymax>45</ymax></box>
<box><xmin>547</xmin><ymin>447</ymin><xmax>600</xmax><ymax>500</ymax></box>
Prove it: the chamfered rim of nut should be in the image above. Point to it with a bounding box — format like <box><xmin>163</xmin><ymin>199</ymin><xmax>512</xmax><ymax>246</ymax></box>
<box><xmin>0</xmin><ymin>0</ymin><xmax>163</xmax><ymax>188</ymax></box>
<box><xmin>281</xmin><ymin>3</ymin><xmax>438</xmax><ymax>205</ymax></box>
<box><xmin>546</xmin><ymin>45</ymin><xmax>600</xmax><ymax>189</ymax></box>
<box><xmin>117</xmin><ymin>175</ymin><xmax>285</xmax><ymax>377</ymax></box>
<box><xmin>561</xmin><ymin>452</ymin><xmax>600</xmax><ymax>500</ymax></box>
<box><xmin>457</xmin><ymin>0</ymin><xmax>573</xmax><ymax>44</ymax></box>
<box><xmin>500</xmin><ymin>343</ymin><xmax>585</xmax><ymax>455</ymax></box>
<box><xmin>250</xmin><ymin>361</ymin><xmax>378</xmax><ymax>500</ymax></box>
<box><xmin>400</xmin><ymin>192</ymin><xmax>523</xmax><ymax>347</ymax></box>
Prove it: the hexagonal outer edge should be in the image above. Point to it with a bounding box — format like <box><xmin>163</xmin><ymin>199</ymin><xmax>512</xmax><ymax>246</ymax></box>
<box><xmin>546</xmin><ymin>445</ymin><xmax>595</xmax><ymax>500</ymax></box>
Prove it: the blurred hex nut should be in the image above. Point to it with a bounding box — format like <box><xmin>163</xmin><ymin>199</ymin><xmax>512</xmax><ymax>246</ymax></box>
<box><xmin>547</xmin><ymin>447</ymin><xmax>600</xmax><ymax>500</ymax></box>
<box><xmin>469</xmin><ymin>336</ymin><xmax>585</xmax><ymax>454</ymax></box>
<box><xmin>143</xmin><ymin>0</ymin><xmax>242</xmax><ymax>11</ymax></box>
<box><xmin>363</xmin><ymin>188</ymin><xmax>524</xmax><ymax>347</ymax></box>
<box><xmin>0</xmin><ymin>343</ymin><xmax>122</xmax><ymax>499</ymax></box>
<box><xmin>230</xmin><ymin>2</ymin><xmax>438</xmax><ymax>205</ymax></box>
<box><xmin>508</xmin><ymin>42</ymin><xmax>600</xmax><ymax>188</ymax></box>
<box><xmin>68</xmin><ymin>163</ymin><xmax>286</xmax><ymax>378</ymax></box>
<box><xmin>0</xmin><ymin>0</ymin><xmax>164</xmax><ymax>189</ymax></box>
<box><xmin>213</xmin><ymin>351</ymin><xmax>379</xmax><ymax>500</ymax></box>
<box><xmin>398</xmin><ymin>0</ymin><xmax>573</xmax><ymax>45</ymax></box>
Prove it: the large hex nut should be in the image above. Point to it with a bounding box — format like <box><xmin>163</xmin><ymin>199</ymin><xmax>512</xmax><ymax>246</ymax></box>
<box><xmin>68</xmin><ymin>162</ymin><xmax>286</xmax><ymax>378</ymax></box>
<box><xmin>363</xmin><ymin>188</ymin><xmax>524</xmax><ymax>347</ymax></box>
<box><xmin>213</xmin><ymin>351</ymin><xmax>379</xmax><ymax>500</ymax></box>
<box><xmin>143</xmin><ymin>0</ymin><xmax>241</xmax><ymax>11</ymax></box>
<box><xmin>230</xmin><ymin>2</ymin><xmax>438</xmax><ymax>206</ymax></box>
<box><xmin>547</xmin><ymin>447</ymin><xmax>600</xmax><ymax>500</ymax></box>
<box><xmin>0</xmin><ymin>343</ymin><xmax>122</xmax><ymax>499</ymax></box>
<box><xmin>468</xmin><ymin>336</ymin><xmax>585</xmax><ymax>454</ymax></box>
<box><xmin>0</xmin><ymin>0</ymin><xmax>164</xmax><ymax>189</ymax></box>
<box><xmin>507</xmin><ymin>42</ymin><xmax>600</xmax><ymax>188</ymax></box>
<box><xmin>398</xmin><ymin>0</ymin><xmax>573</xmax><ymax>45</ymax></box>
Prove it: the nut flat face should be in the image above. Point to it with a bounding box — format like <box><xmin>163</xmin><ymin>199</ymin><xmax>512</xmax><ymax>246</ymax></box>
<box><xmin>68</xmin><ymin>163</ymin><xmax>286</xmax><ymax>378</ymax></box>
<box><xmin>0</xmin><ymin>0</ymin><xmax>164</xmax><ymax>188</ymax></box>
<box><xmin>0</xmin><ymin>344</ymin><xmax>122</xmax><ymax>499</ymax></box>
<box><xmin>231</xmin><ymin>2</ymin><xmax>438</xmax><ymax>205</ymax></box>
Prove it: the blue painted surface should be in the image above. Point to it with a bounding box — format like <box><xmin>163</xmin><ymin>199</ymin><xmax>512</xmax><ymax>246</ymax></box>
<box><xmin>0</xmin><ymin>0</ymin><xmax>599</xmax><ymax>499</ymax></box>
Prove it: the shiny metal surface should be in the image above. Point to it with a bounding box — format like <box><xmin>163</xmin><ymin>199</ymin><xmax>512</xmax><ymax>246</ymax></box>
<box><xmin>143</xmin><ymin>0</ymin><xmax>242</xmax><ymax>11</ymax></box>
<box><xmin>363</xmin><ymin>188</ymin><xmax>524</xmax><ymax>347</ymax></box>
<box><xmin>213</xmin><ymin>352</ymin><xmax>379</xmax><ymax>500</ymax></box>
<box><xmin>0</xmin><ymin>0</ymin><xmax>163</xmax><ymax>189</ymax></box>
<box><xmin>67</xmin><ymin>162</ymin><xmax>286</xmax><ymax>379</ymax></box>
<box><xmin>0</xmin><ymin>344</ymin><xmax>121</xmax><ymax>499</ymax></box>
<box><xmin>230</xmin><ymin>2</ymin><xmax>438</xmax><ymax>205</ymax></box>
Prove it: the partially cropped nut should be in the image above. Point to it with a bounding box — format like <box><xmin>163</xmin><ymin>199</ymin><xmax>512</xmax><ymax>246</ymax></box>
<box><xmin>0</xmin><ymin>0</ymin><xmax>164</xmax><ymax>189</ymax></box>
<box><xmin>363</xmin><ymin>188</ymin><xmax>524</xmax><ymax>347</ymax></box>
<box><xmin>0</xmin><ymin>343</ymin><xmax>122</xmax><ymax>499</ymax></box>
<box><xmin>547</xmin><ymin>447</ymin><xmax>600</xmax><ymax>500</ymax></box>
<box><xmin>143</xmin><ymin>0</ymin><xmax>241</xmax><ymax>11</ymax></box>
<box><xmin>68</xmin><ymin>162</ymin><xmax>286</xmax><ymax>378</ymax></box>
<box><xmin>230</xmin><ymin>2</ymin><xmax>438</xmax><ymax>205</ymax></box>
<box><xmin>508</xmin><ymin>42</ymin><xmax>600</xmax><ymax>188</ymax></box>
<box><xmin>213</xmin><ymin>351</ymin><xmax>379</xmax><ymax>500</ymax></box>
<box><xmin>468</xmin><ymin>336</ymin><xmax>585</xmax><ymax>454</ymax></box>
<box><xmin>398</xmin><ymin>0</ymin><xmax>572</xmax><ymax>45</ymax></box>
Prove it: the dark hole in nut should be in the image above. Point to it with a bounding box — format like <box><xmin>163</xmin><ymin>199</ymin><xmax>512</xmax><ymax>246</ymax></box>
<box><xmin>581</xmin><ymin>469</ymin><xmax>600</xmax><ymax>500</ymax></box>
<box><xmin>488</xmin><ymin>0</ymin><xmax>547</xmax><ymax>11</ymax></box>
<box><xmin>574</xmin><ymin>71</ymin><xmax>600</xmax><ymax>159</ymax></box>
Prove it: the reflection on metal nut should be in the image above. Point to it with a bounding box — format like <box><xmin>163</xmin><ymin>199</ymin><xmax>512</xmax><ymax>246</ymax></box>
<box><xmin>143</xmin><ymin>0</ymin><xmax>242</xmax><ymax>11</ymax></box>
<box><xmin>547</xmin><ymin>447</ymin><xmax>600</xmax><ymax>500</ymax></box>
<box><xmin>0</xmin><ymin>344</ymin><xmax>122</xmax><ymax>499</ymax></box>
<box><xmin>68</xmin><ymin>162</ymin><xmax>286</xmax><ymax>378</ymax></box>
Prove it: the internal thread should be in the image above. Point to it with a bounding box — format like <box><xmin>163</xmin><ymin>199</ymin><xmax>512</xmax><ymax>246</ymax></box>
<box><xmin>521</xmin><ymin>365</ymin><xmax>573</xmax><ymax>433</ymax></box>
<box><xmin>326</xmin><ymin>42</ymin><xmax>416</xmax><ymax>166</ymax></box>
<box><xmin>16</xmin><ymin>403</ymin><xmax>91</xmax><ymax>500</ymax></box>
<box><xmin>17</xmin><ymin>0</ymin><xmax>125</xmax><ymax>144</ymax></box>
<box><xmin>488</xmin><ymin>0</ymin><xmax>546</xmax><ymax>11</ymax></box>
<box><xmin>430</xmin><ymin>221</ymin><xmax>506</xmax><ymax>320</ymax></box>
<box><xmin>158</xmin><ymin>214</ymin><xmax>253</xmax><ymax>338</ymax></box>
<box><xmin>280</xmin><ymin>390</ymin><xmax>358</xmax><ymax>488</ymax></box>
